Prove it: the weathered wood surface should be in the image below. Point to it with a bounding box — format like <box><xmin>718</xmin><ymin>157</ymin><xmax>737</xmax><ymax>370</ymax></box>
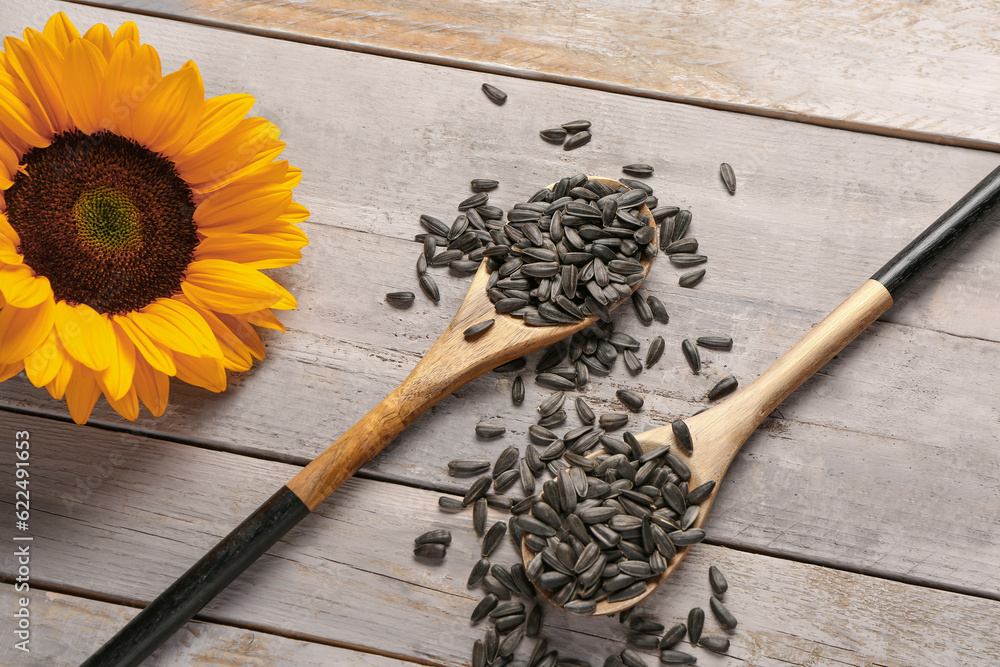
<box><xmin>81</xmin><ymin>0</ymin><xmax>1000</xmax><ymax>150</ymax></box>
<box><xmin>0</xmin><ymin>1</ymin><xmax>998</xmax><ymax>600</ymax></box>
<box><xmin>2</xmin><ymin>416</ymin><xmax>999</xmax><ymax>666</ymax></box>
<box><xmin>0</xmin><ymin>587</ymin><xmax>421</xmax><ymax>667</ymax></box>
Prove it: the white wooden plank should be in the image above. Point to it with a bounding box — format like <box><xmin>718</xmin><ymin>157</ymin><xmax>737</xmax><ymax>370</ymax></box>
<box><xmin>80</xmin><ymin>0</ymin><xmax>1000</xmax><ymax>150</ymax></box>
<box><xmin>1</xmin><ymin>419</ymin><xmax>998</xmax><ymax>666</ymax></box>
<box><xmin>0</xmin><ymin>586</ymin><xmax>423</xmax><ymax>666</ymax></box>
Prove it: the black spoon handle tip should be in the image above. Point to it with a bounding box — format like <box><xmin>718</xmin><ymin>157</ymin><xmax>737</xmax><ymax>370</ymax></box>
<box><xmin>81</xmin><ymin>485</ymin><xmax>310</xmax><ymax>667</ymax></box>
<box><xmin>872</xmin><ymin>163</ymin><xmax>1000</xmax><ymax>299</ymax></box>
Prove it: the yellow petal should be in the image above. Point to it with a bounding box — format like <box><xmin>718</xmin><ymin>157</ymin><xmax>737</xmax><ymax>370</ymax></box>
<box><xmin>0</xmin><ymin>137</ymin><xmax>19</xmax><ymax>187</ymax></box>
<box><xmin>54</xmin><ymin>301</ymin><xmax>115</xmax><ymax>371</ymax></box>
<box><xmin>21</xmin><ymin>30</ymin><xmax>73</xmax><ymax>133</ymax></box>
<box><xmin>278</xmin><ymin>200</ymin><xmax>311</xmax><ymax>224</ymax></box>
<box><xmin>104</xmin><ymin>383</ymin><xmax>139</xmax><ymax>421</ymax></box>
<box><xmin>3</xmin><ymin>35</ymin><xmax>59</xmax><ymax>136</ymax></box>
<box><xmin>176</xmin><ymin>92</ymin><xmax>254</xmax><ymax>160</ymax></box>
<box><xmin>43</xmin><ymin>13</ymin><xmax>81</xmax><ymax>54</ymax></box>
<box><xmin>0</xmin><ymin>73</ymin><xmax>51</xmax><ymax>147</ymax></box>
<box><xmin>110</xmin><ymin>43</ymin><xmax>162</xmax><ymax>140</ymax></box>
<box><xmin>114</xmin><ymin>313</ymin><xmax>176</xmax><ymax>375</ymax></box>
<box><xmin>132</xmin><ymin>357</ymin><xmax>169</xmax><ymax>417</ymax></box>
<box><xmin>63</xmin><ymin>38</ymin><xmax>107</xmax><ymax>135</ymax></box>
<box><xmin>173</xmin><ymin>351</ymin><xmax>226</xmax><ymax>393</ymax></box>
<box><xmin>240</xmin><ymin>308</ymin><xmax>285</xmax><ymax>333</ymax></box>
<box><xmin>24</xmin><ymin>326</ymin><xmax>66</xmax><ymax>388</ymax></box>
<box><xmin>194</xmin><ymin>234</ymin><xmax>303</xmax><ymax>269</ymax></box>
<box><xmin>173</xmin><ymin>117</ymin><xmax>282</xmax><ymax>187</ymax></box>
<box><xmin>100</xmin><ymin>40</ymin><xmax>134</xmax><ymax>132</ymax></box>
<box><xmin>0</xmin><ymin>300</ymin><xmax>54</xmax><ymax>365</ymax></box>
<box><xmin>83</xmin><ymin>24</ymin><xmax>115</xmax><ymax>61</ymax></box>
<box><xmin>0</xmin><ymin>234</ymin><xmax>22</xmax><ymax>266</ymax></box>
<box><xmin>216</xmin><ymin>311</ymin><xmax>266</xmax><ymax>360</ymax></box>
<box><xmin>181</xmin><ymin>259</ymin><xmax>296</xmax><ymax>313</ymax></box>
<box><xmin>128</xmin><ymin>298</ymin><xmax>221</xmax><ymax>359</ymax></box>
<box><xmin>0</xmin><ymin>264</ymin><xmax>51</xmax><ymax>307</ymax></box>
<box><xmin>99</xmin><ymin>323</ymin><xmax>136</xmax><ymax>401</ymax></box>
<box><xmin>45</xmin><ymin>356</ymin><xmax>73</xmax><ymax>400</ymax></box>
<box><xmin>194</xmin><ymin>184</ymin><xmax>292</xmax><ymax>235</ymax></box>
<box><xmin>113</xmin><ymin>22</ymin><xmax>140</xmax><ymax>49</ymax></box>
<box><xmin>0</xmin><ymin>359</ymin><xmax>24</xmax><ymax>383</ymax></box>
<box><xmin>249</xmin><ymin>218</ymin><xmax>310</xmax><ymax>245</ymax></box>
<box><xmin>178</xmin><ymin>298</ymin><xmax>253</xmax><ymax>371</ymax></box>
<box><xmin>65</xmin><ymin>362</ymin><xmax>101</xmax><ymax>424</ymax></box>
<box><xmin>132</xmin><ymin>60</ymin><xmax>203</xmax><ymax>156</ymax></box>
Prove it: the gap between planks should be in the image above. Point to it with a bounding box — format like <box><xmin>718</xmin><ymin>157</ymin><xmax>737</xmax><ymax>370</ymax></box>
<box><xmin>59</xmin><ymin>0</ymin><xmax>1000</xmax><ymax>155</ymax></box>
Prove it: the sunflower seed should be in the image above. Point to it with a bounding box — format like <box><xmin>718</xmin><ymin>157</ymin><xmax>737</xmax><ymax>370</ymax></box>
<box><xmin>623</xmin><ymin>348</ymin><xmax>642</xmax><ymax>374</ymax></box>
<box><xmin>640</xmin><ymin>335</ymin><xmax>663</xmax><ymax>368</ymax></box>
<box><xmin>385</xmin><ymin>291</ymin><xmax>415</xmax><ymax>308</ymax></box>
<box><xmin>472</xmin><ymin>594</ymin><xmax>499</xmax><ymax>624</ymax></box>
<box><xmin>473</xmin><ymin>498</ymin><xmax>488</xmax><ymax>536</ymax></box>
<box><xmin>540</xmin><ymin>127</ymin><xmax>568</xmax><ymax>143</ymax></box>
<box><xmin>494</xmin><ymin>446</ymin><xmax>520</xmax><ymax>477</ymax></box>
<box><xmin>536</xmin><ymin>373</ymin><xmax>576</xmax><ymax>391</ymax></box>
<box><xmin>599</xmin><ymin>413</ymin><xmax>628</xmax><ymax>430</ymax></box>
<box><xmin>563</xmin><ymin>130</ymin><xmax>592</xmax><ymax>150</ymax></box>
<box><xmin>616</xmin><ymin>389</ymin><xmax>644</xmax><ymax>412</ymax></box>
<box><xmin>448</xmin><ymin>459</ymin><xmax>491</xmax><ymax>477</ymax></box>
<box><xmin>720</xmin><ymin>163</ymin><xmax>736</xmax><ymax>195</ymax></box>
<box><xmin>668</xmin><ymin>253</ymin><xmax>707</xmax><ymax>267</ymax></box>
<box><xmin>439</xmin><ymin>496</ymin><xmax>464</xmax><ymax>512</ymax></box>
<box><xmin>419</xmin><ymin>274</ymin><xmax>440</xmax><ymax>302</ymax></box>
<box><xmin>628</xmin><ymin>618</ymin><xmax>665</xmax><ymax>635</ymax></box>
<box><xmin>673</xmin><ymin>210</ymin><xmax>692</xmax><ymax>241</ymax></box>
<box><xmin>681</xmin><ymin>339</ymin><xmax>700</xmax><ymax>374</ymax></box>
<box><xmin>482</xmin><ymin>83</ymin><xmax>508</xmax><ymax>104</ymax></box>
<box><xmin>525</xmin><ymin>604</ymin><xmax>543</xmax><ymax>637</ymax></box>
<box><xmin>482</xmin><ymin>521</ymin><xmax>507</xmax><ymax>557</ymax></box>
<box><xmin>564</xmin><ymin>599</ymin><xmax>597</xmax><ymax>615</ymax></box>
<box><xmin>678</xmin><ymin>269</ymin><xmax>706</xmax><ymax>288</ymax></box>
<box><xmin>512</xmin><ymin>376</ymin><xmax>525</xmax><ymax>405</ymax></box>
<box><xmin>667</xmin><ymin>420</ymin><xmax>692</xmax><ymax>455</ymax></box>
<box><xmin>710</xmin><ymin>596</ymin><xmax>738</xmax><ymax>629</ymax></box>
<box><xmin>646</xmin><ymin>295</ymin><xmax>669</xmax><ymax>323</ymax></box>
<box><xmin>465</xmin><ymin>320</ymin><xmax>495</xmax><ymax>338</ymax></box>
<box><xmin>697</xmin><ymin>336</ymin><xmax>733</xmax><ymax>350</ymax></box>
<box><xmin>686</xmin><ymin>480</ymin><xmax>715</xmax><ymax>505</ymax></box>
<box><xmin>464</xmin><ymin>475</ymin><xmax>492</xmax><ymax>506</ymax></box>
<box><xmin>477</xmin><ymin>423</ymin><xmax>506</xmax><ymax>439</ymax></box>
<box><xmin>608</xmin><ymin>581</ymin><xmax>646</xmax><ymax>602</ymax></box>
<box><xmin>471</xmin><ymin>178</ymin><xmax>499</xmax><ymax>191</ymax></box>
<box><xmin>413</xmin><ymin>542</ymin><xmax>446</xmax><ymax>559</ymax></box>
<box><xmin>516</xmin><ymin>515</ymin><xmax>557</xmax><ymax>537</ymax></box>
<box><xmin>494</xmin><ymin>469</ymin><xmax>520</xmax><ymax>493</ymax></box>
<box><xmin>707</xmin><ymin>375</ymin><xmax>738</xmax><ymax>400</ymax></box>
<box><xmin>416</xmin><ymin>253</ymin><xmax>428</xmax><ymax>276</ymax></box>
<box><xmin>620</xmin><ymin>649</ymin><xmax>646</xmax><ymax>667</ymax></box>
<box><xmin>415</xmin><ymin>529</ymin><xmax>452</xmax><ymax>546</ymax></box>
<box><xmin>669</xmin><ymin>529</ymin><xmax>705</xmax><ymax>546</ymax></box>
<box><xmin>498</xmin><ymin>625</ymin><xmax>524</xmax><ymax>656</ymax></box>
<box><xmin>663</xmin><ymin>237</ymin><xmax>698</xmax><ymax>254</ymax></box>
<box><xmin>562</xmin><ymin>120</ymin><xmax>592</xmax><ymax>132</ymax></box>
<box><xmin>658</xmin><ymin>649</ymin><xmax>697</xmax><ymax>664</ymax></box>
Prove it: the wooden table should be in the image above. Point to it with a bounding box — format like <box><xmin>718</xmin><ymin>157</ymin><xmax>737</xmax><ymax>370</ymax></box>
<box><xmin>1</xmin><ymin>1</ymin><xmax>999</xmax><ymax>665</ymax></box>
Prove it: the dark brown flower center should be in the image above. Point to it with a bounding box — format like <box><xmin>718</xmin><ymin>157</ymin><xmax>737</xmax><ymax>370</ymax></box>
<box><xmin>4</xmin><ymin>129</ymin><xmax>198</xmax><ymax>314</ymax></box>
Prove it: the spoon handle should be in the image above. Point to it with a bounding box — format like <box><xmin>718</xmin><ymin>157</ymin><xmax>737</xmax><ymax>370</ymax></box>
<box><xmin>693</xmin><ymin>164</ymin><xmax>1000</xmax><ymax>478</ymax></box>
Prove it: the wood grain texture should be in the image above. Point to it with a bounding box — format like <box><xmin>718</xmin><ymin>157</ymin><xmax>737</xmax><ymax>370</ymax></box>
<box><xmin>2</xmin><ymin>417</ymin><xmax>999</xmax><ymax>666</ymax></box>
<box><xmin>0</xmin><ymin>587</ymin><xmax>423</xmax><ymax>667</ymax></box>
<box><xmin>81</xmin><ymin>0</ymin><xmax>1000</xmax><ymax>149</ymax></box>
<box><xmin>0</xmin><ymin>2</ymin><xmax>997</xmax><ymax>599</ymax></box>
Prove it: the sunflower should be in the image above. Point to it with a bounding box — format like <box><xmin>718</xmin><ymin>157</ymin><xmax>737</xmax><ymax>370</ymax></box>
<box><xmin>0</xmin><ymin>13</ymin><xmax>308</xmax><ymax>424</ymax></box>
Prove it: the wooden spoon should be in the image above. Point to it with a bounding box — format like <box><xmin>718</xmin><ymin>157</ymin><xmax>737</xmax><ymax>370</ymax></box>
<box><xmin>524</xmin><ymin>164</ymin><xmax>1000</xmax><ymax>615</ymax></box>
<box><xmin>83</xmin><ymin>177</ymin><xmax>655</xmax><ymax>666</ymax></box>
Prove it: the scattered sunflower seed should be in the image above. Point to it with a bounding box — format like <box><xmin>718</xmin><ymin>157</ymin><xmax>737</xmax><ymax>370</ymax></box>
<box><xmin>681</xmin><ymin>339</ymin><xmax>700</xmax><ymax>374</ymax></box>
<box><xmin>464</xmin><ymin>475</ymin><xmax>491</xmax><ymax>506</ymax></box>
<box><xmin>448</xmin><ymin>459</ymin><xmax>491</xmax><ymax>476</ymax></box>
<box><xmin>476</xmin><ymin>423</ymin><xmax>506</xmax><ymax>439</ymax></box>
<box><xmin>562</xmin><ymin>120</ymin><xmax>592</xmax><ymax>132</ymax></box>
<box><xmin>710</xmin><ymin>596</ymin><xmax>738</xmax><ymax>629</ymax></box>
<box><xmin>481</xmin><ymin>521</ymin><xmax>507</xmax><ymax>557</ymax></box>
<box><xmin>482</xmin><ymin>83</ymin><xmax>508</xmax><ymax>105</ymax></box>
<box><xmin>385</xmin><ymin>291</ymin><xmax>415</xmax><ymax>308</ymax></box>
<box><xmin>599</xmin><ymin>413</ymin><xmax>628</xmax><ymax>430</ymax></box>
<box><xmin>697</xmin><ymin>336</ymin><xmax>733</xmax><ymax>350</ymax></box>
<box><xmin>438</xmin><ymin>496</ymin><xmax>464</xmax><ymax>512</ymax></box>
<box><xmin>465</xmin><ymin>320</ymin><xmax>495</xmax><ymax>338</ymax></box>
<box><xmin>709</xmin><ymin>565</ymin><xmax>729</xmax><ymax>595</ymax></box>
<box><xmin>659</xmin><ymin>623</ymin><xmax>686</xmax><ymax>650</ymax></box>
<box><xmin>646</xmin><ymin>335</ymin><xmax>664</xmax><ymax>368</ymax></box>
<box><xmin>671</xmin><ymin>420</ymin><xmax>693</xmax><ymax>454</ymax></box>
<box><xmin>512</xmin><ymin>376</ymin><xmax>525</xmax><ymax>405</ymax></box>
<box><xmin>414</xmin><ymin>529</ymin><xmax>452</xmax><ymax>546</ymax></box>
<box><xmin>616</xmin><ymin>389</ymin><xmax>644</xmax><ymax>412</ymax></box>
<box><xmin>659</xmin><ymin>649</ymin><xmax>697</xmax><ymax>664</ymax></box>
<box><xmin>622</xmin><ymin>163</ymin><xmax>654</xmax><ymax>177</ymax></box>
<box><xmin>540</xmin><ymin>127</ymin><xmax>568</xmax><ymax>143</ymax></box>
<box><xmin>720</xmin><ymin>162</ymin><xmax>736</xmax><ymax>195</ymax></box>
<box><xmin>700</xmin><ymin>635</ymin><xmax>731</xmax><ymax>653</ymax></box>
<box><xmin>419</xmin><ymin>274</ymin><xmax>440</xmax><ymax>302</ymax></box>
<box><xmin>575</xmin><ymin>397</ymin><xmax>596</xmax><ymax>424</ymax></box>
<box><xmin>707</xmin><ymin>375</ymin><xmax>738</xmax><ymax>401</ymax></box>
<box><xmin>471</xmin><ymin>178</ymin><xmax>499</xmax><ymax>191</ymax></box>
<box><xmin>687</xmin><ymin>607</ymin><xmax>704</xmax><ymax>644</ymax></box>
<box><xmin>413</xmin><ymin>543</ymin><xmax>446</xmax><ymax>559</ymax></box>
<box><xmin>563</xmin><ymin>130</ymin><xmax>592</xmax><ymax>151</ymax></box>
<box><xmin>679</xmin><ymin>269</ymin><xmax>706</xmax><ymax>288</ymax></box>
<box><xmin>647</xmin><ymin>295</ymin><xmax>669</xmax><ymax>323</ymax></box>
<box><xmin>474</xmin><ymin>498</ymin><xmax>488</xmax><ymax>536</ymax></box>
